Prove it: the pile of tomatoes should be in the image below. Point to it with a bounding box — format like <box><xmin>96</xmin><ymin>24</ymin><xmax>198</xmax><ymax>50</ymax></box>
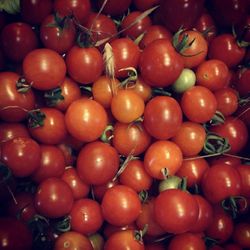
<box><xmin>0</xmin><ymin>0</ymin><xmax>250</xmax><ymax>249</ymax></box>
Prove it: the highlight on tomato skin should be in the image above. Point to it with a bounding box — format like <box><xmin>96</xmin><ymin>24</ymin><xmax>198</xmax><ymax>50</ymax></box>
<box><xmin>0</xmin><ymin>0</ymin><xmax>250</xmax><ymax>249</ymax></box>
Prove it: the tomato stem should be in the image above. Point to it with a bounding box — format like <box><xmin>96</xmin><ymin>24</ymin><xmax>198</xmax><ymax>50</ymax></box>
<box><xmin>44</xmin><ymin>87</ymin><xmax>64</xmax><ymax>107</ymax></box>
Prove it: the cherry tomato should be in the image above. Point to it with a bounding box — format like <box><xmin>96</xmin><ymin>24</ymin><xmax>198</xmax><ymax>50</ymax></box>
<box><xmin>101</xmin><ymin>185</ymin><xmax>142</xmax><ymax>227</ymax></box>
<box><xmin>1</xmin><ymin>137</ymin><xmax>41</xmax><ymax>177</ymax></box>
<box><xmin>23</xmin><ymin>48</ymin><xmax>66</xmax><ymax>90</ymax></box>
<box><xmin>76</xmin><ymin>141</ymin><xmax>119</xmax><ymax>185</ymax></box>
<box><xmin>70</xmin><ymin>198</ymin><xmax>103</xmax><ymax>235</ymax></box>
<box><xmin>133</xmin><ymin>0</ymin><xmax>160</xmax><ymax>11</ymax></box>
<box><xmin>171</xmin><ymin>121</ymin><xmax>206</xmax><ymax>157</ymax></box>
<box><xmin>235</xmin><ymin>67</ymin><xmax>250</xmax><ymax>96</ymax></box>
<box><xmin>139</xmin><ymin>38</ymin><xmax>184</xmax><ymax>87</ymax></box>
<box><xmin>181</xmin><ymin>86</ymin><xmax>217</xmax><ymax>123</ymax></box>
<box><xmin>154</xmin><ymin>189</ymin><xmax>199</xmax><ymax>234</ymax></box>
<box><xmin>235</xmin><ymin>164</ymin><xmax>250</xmax><ymax>198</ymax></box>
<box><xmin>0</xmin><ymin>22</ymin><xmax>38</xmax><ymax>62</ymax></box>
<box><xmin>0</xmin><ymin>72</ymin><xmax>35</xmax><ymax>122</ymax></box>
<box><xmin>54</xmin><ymin>231</ymin><xmax>93</xmax><ymax>250</ymax></box>
<box><xmin>34</xmin><ymin>177</ymin><xmax>73</xmax><ymax>218</ymax></box>
<box><xmin>66</xmin><ymin>45</ymin><xmax>104</xmax><ymax>84</ymax></box>
<box><xmin>143</xmin><ymin>96</ymin><xmax>182</xmax><ymax>140</ymax></box>
<box><xmin>144</xmin><ymin>140</ymin><xmax>183</xmax><ymax>179</ymax></box>
<box><xmin>232</xmin><ymin>222</ymin><xmax>250</xmax><ymax>248</ymax></box>
<box><xmin>65</xmin><ymin>98</ymin><xmax>108</xmax><ymax>142</ymax></box>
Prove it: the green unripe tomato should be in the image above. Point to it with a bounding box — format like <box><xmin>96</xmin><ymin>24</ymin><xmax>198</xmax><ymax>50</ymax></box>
<box><xmin>172</xmin><ymin>68</ymin><xmax>196</xmax><ymax>93</ymax></box>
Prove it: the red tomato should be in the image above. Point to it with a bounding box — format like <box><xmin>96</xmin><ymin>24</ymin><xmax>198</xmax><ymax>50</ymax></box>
<box><xmin>171</xmin><ymin>122</ymin><xmax>206</xmax><ymax>157</ymax></box>
<box><xmin>0</xmin><ymin>72</ymin><xmax>35</xmax><ymax>122</ymax></box>
<box><xmin>54</xmin><ymin>0</ymin><xmax>91</xmax><ymax>24</ymax></box>
<box><xmin>233</xmin><ymin>222</ymin><xmax>250</xmax><ymax>248</ymax></box>
<box><xmin>143</xmin><ymin>96</ymin><xmax>183</xmax><ymax>140</ymax></box>
<box><xmin>154</xmin><ymin>189</ymin><xmax>199</xmax><ymax>234</ymax></box>
<box><xmin>1</xmin><ymin>137</ymin><xmax>41</xmax><ymax>177</ymax></box>
<box><xmin>76</xmin><ymin>141</ymin><xmax>119</xmax><ymax>185</ymax></box>
<box><xmin>109</xmin><ymin>38</ymin><xmax>141</xmax><ymax>78</ymax></box>
<box><xmin>23</xmin><ymin>48</ymin><xmax>66</xmax><ymax>90</ymax></box>
<box><xmin>101</xmin><ymin>185</ymin><xmax>142</xmax><ymax>226</ymax></box>
<box><xmin>139</xmin><ymin>38</ymin><xmax>184</xmax><ymax>87</ymax></box>
<box><xmin>104</xmin><ymin>229</ymin><xmax>144</xmax><ymax>250</ymax></box>
<box><xmin>54</xmin><ymin>231</ymin><xmax>93</xmax><ymax>250</ymax></box>
<box><xmin>121</xmin><ymin>11</ymin><xmax>152</xmax><ymax>40</ymax></box>
<box><xmin>168</xmin><ymin>233</ymin><xmax>206</xmax><ymax>250</ymax></box>
<box><xmin>61</xmin><ymin>167</ymin><xmax>90</xmax><ymax>200</ymax></box>
<box><xmin>181</xmin><ymin>86</ymin><xmax>217</xmax><ymax>123</ymax></box>
<box><xmin>66</xmin><ymin>45</ymin><xmax>103</xmax><ymax>84</ymax></box>
<box><xmin>0</xmin><ymin>217</ymin><xmax>33</xmax><ymax>250</ymax></box>
<box><xmin>201</xmin><ymin>163</ymin><xmax>242</xmax><ymax>204</ymax></box>
<box><xmin>70</xmin><ymin>198</ymin><xmax>103</xmax><ymax>235</ymax></box>
<box><xmin>136</xmin><ymin>198</ymin><xmax>165</xmax><ymax>237</ymax></box>
<box><xmin>196</xmin><ymin>59</ymin><xmax>230</xmax><ymax>91</ymax></box>
<box><xmin>119</xmin><ymin>159</ymin><xmax>153</xmax><ymax>192</ymax></box>
<box><xmin>144</xmin><ymin>140</ymin><xmax>183</xmax><ymax>179</ymax></box>
<box><xmin>34</xmin><ymin>177</ymin><xmax>73</xmax><ymax>218</ymax></box>
<box><xmin>176</xmin><ymin>158</ymin><xmax>210</xmax><ymax>188</ymax></box>
<box><xmin>65</xmin><ymin>98</ymin><xmax>108</xmax><ymax>142</ymax></box>
<box><xmin>111</xmin><ymin>89</ymin><xmax>145</xmax><ymax>123</ymax></box>
<box><xmin>0</xmin><ymin>22</ymin><xmax>38</xmax><ymax>62</ymax></box>
<box><xmin>97</xmin><ymin>0</ymin><xmax>132</xmax><ymax>16</ymax></box>
<box><xmin>235</xmin><ymin>67</ymin><xmax>250</xmax><ymax>96</ymax></box>
<box><xmin>40</xmin><ymin>14</ymin><xmax>76</xmax><ymax>54</ymax></box>
<box><xmin>28</xmin><ymin>107</ymin><xmax>67</xmax><ymax>145</ymax></box>
<box><xmin>31</xmin><ymin>145</ymin><xmax>66</xmax><ymax>183</ymax></box>
<box><xmin>210</xmin><ymin>116</ymin><xmax>249</xmax><ymax>154</ymax></box>
<box><xmin>133</xmin><ymin>0</ymin><xmax>160</xmax><ymax>11</ymax></box>
<box><xmin>236</xmin><ymin>164</ymin><xmax>250</xmax><ymax>198</ymax></box>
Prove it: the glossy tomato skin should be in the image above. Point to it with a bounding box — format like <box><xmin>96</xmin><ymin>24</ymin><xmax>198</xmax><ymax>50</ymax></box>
<box><xmin>21</xmin><ymin>0</ymin><xmax>53</xmax><ymax>25</ymax></box>
<box><xmin>76</xmin><ymin>141</ymin><xmax>119</xmax><ymax>185</ymax></box>
<box><xmin>201</xmin><ymin>163</ymin><xmax>242</xmax><ymax>204</ymax></box>
<box><xmin>40</xmin><ymin>14</ymin><xmax>76</xmax><ymax>54</ymax></box>
<box><xmin>29</xmin><ymin>107</ymin><xmax>67</xmax><ymax>145</ymax></box>
<box><xmin>168</xmin><ymin>233</ymin><xmax>206</xmax><ymax>250</ymax></box>
<box><xmin>101</xmin><ymin>185</ymin><xmax>142</xmax><ymax>227</ymax></box>
<box><xmin>232</xmin><ymin>222</ymin><xmax>250</xmax><ymax>248</ymax></box>
<box><xmin>65</xmin><ymin>98</ymin><xmax>108</xmax><ymax>142</ymax></box>
<box><xmin>110</xmin><ymin>38</ymin><xmax>141</xmax><ymax>78</ymax></box>
<box><xmin>181</xmin><ymin>86</ymin><xmax>217</xmax><ymax>123</ymax></box>
<box><xmin>61</xmin><ymin>167</ymin><xmax>90</xmax><ymax>200</ymax></box>
<box><xmin>66</xmin><ymin>46</ymin><xmax>104</xmax><ymax>84</ymax></box>
<box><xmin>23</xmin><ymin>48</ymin><xmax>66</xmax><ymax>90</ymax></box>
<box><xmin>139</xmin><ymin>39</ymin><xmax>184</xmax><ymax>87</ymax></box>
<box><xmin>144</xmin><ymin>140</ymin><xmax>183</xmax><ymax>180</ymax></box>
<box><xmin>31</xmin><ymin>145</ymin><xmax>66</xmax><ymax>183</ymax></box>
<box><xmin>208</xmin><ymin>34</ymin><xmax>246</xmax><ymax>68</ymax></box>
<box><xmin>34</xmin><ymin>177</ymin><xmax>74</xmax><ymax>218</ymax></box>
<box><xmin>1</xmin><ymin>137</ymin><xmax>41</xmax><ymax>177</ymax></box>
<box><xmin>210</xmin><ymin>116</ymin><xmax>249</xmax><ymax>154</ymax></box>
<box><xmin>143</xmin><ymin>96</ymin><xmax>182</xmax><ymax>140</ymax></box>
<box><xmin>104</xmin><ymin>229</ymin><xmax>144</xmax><ymax>250</ymax></box>
<box><xmin>154</xmin><ymin>189</ymin><xmax>199</xmax><ymax>234</ymax></box>
<box><xmin>54</xmin><ymin>231</ymin><xmax>93</xmax><ymax>250</ymax></box>
<box><xmin>0</xmin><ymin>217</ymin><xmax>33</xmax><ymax>250</ymax></box>
<box><xmin>158</xmin><ymin>0</ymin><xmax>205</xmax><ymax>32</ymax></box>
<box><xmin>70</xmin><ymin>198</ymin><xmax>103</xmax><ymax>235</ymax></box>
<box><xmin>54</xmin><ymin>0</ymin><xmax>91</xmax><ymax>24</ymax></box>
<box><xmin>112</xmin><ymin>122</ymin><xmax>152</xmax><ymax>157</ymax></box>
<box><xmin>0</xmin><ymin>72</ymin><xmax>35</xmax><ymax>122</ymax></box>
<box><xmin>0</xmin><ymin>22</ymin><xmax>38</xmax><ymax>62</ymax></box>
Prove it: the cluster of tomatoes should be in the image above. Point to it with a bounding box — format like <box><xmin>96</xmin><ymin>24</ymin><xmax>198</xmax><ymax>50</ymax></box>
<box><xmin>0</xmin><ymin>0</ymin><xmax>250</xmax><ymax>249</ymax></box>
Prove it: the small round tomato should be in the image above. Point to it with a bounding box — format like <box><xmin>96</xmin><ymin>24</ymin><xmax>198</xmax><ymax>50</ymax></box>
<box><xmin>144</xmin><ymin>140</ymin><xmax>183</xmax><ymax>180</ymax></box>
<box><xmin>154</xmin><ymin>189</ymin><xmax>199</xmax><ymax>234</ymax></box>
<box><xmin>232</xmin><ymin>222</ymin><xmax>250</xmax><ymax>248</ymax></box>
<box><xmin>34</xmin><ymin>177</ymin><xmax>74</xmax><ymax>218</ymax></box>
<box><xmin>70</xmin><ymin>198</ymin><xmax>103</xmax><ymax>235</ymax></box>
<box><xmin>236</xmin><ymin>164</ymin><xmax>250</xmax><ymax>198</ymax></box>
<box><xmin>171</xmin><ymin>121</ymin><xmax>206</xmax><ymax>157</ymax></box>
<box><xmin>181</xmin><ymin>86</ymin><xmax>217</xmax><ymax>123</ymax></box>
<box><xmin>143</xmin><ymin>96</ymin><xmax>183</xmax><ymax>140</ymax></box>
<box><xmin>65</xmin><ymin>98</ymin><xmax>108</xmax><ymax>142</ymax></box>
<box><xmin>133</xmin><ymin>0</ymin><xmax>160</xmax><ymax>11</ymax></box>
<box><xmin>101</xmin><ymin>185</ymin><xmax>142</xmax><ymax>227</ymax></box>
<box><xmin>66</xmin><ymin>45</ymin><xmax>103</xmax><ymax>84</ymax></box>
<box><xmin>76</xmin><ymin>141</ymin><xmax>119</xmax><ymax>185</ymax></box>
<box><xmin>23</xmin><ymin>48</ymin><xmax>66</xmax><ymax>90</ymax></box>
<box><xmin>54</xmin><ymin>231</ymin><xmax>93</xmax><ymax>250</ymax></box>
<box><xmin>1</xmin><ymin>137</ymin><xmax>41</xmax><ymax>177</ymax></box>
